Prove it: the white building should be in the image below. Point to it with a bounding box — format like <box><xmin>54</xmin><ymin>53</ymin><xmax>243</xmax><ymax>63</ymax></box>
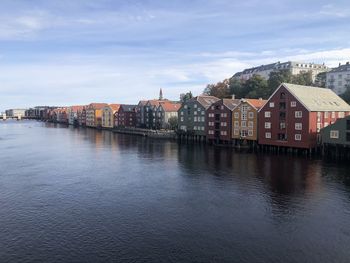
<box><xmin>233</xmin><ymin>61</ymin><xmax>329</xmax><ymax>82</ymax></box>
<box><xmin>326</xmin><ymin>62</ymin><xmax>350</xmax><ymax>95</ymax></box>
<box><xmin>5</xmin><ymin>109</ymin><xmax>26</xmax><ymax>118</ymax></box>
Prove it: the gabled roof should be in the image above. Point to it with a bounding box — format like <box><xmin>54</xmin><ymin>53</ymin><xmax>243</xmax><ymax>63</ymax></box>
<box><xmin>120</xmin><ymin>104</ymin><xmax>137</xmax><ymax>112</ymax></box>
<box><xmin>281</xmin><ymin>83</ymin><xmax>350</xmax><ymax>112</ymax></box>
<box><xmin>108</xmin><ymin>104</ymin><xmax>120</xmax><ymax>111</ymax></box>
<box><xmin>222</xmin><ymin>99</ymin><xmax>240</xmax><ymax>111</ymax></box>
<box><xmin>88</xmin><ymin>103</ymin><xmax>108</xmax><ymax>110</ymax></box>
<box><xmin>193</xmin><ymin>95</ymin><xmax>220</xmax><ymax>109</ymax></box>
<box><xmin>69</xmin><ymin>105</ymin><xmax>86</xmax><ymax>112</ymax></box>
<box><xmin>138</xmin><ymin>100</ymin><xmax>148</xmax><ymax>106</ymax></box>
<box><xmin>159</xmin><ymin>102</ymin><xmax>181</xmax><ymax>112</ymax></box>
<box><xmin>242</xmin><ymin>99</ymin><xmax>267</xmax><ymax>110</ymax></box>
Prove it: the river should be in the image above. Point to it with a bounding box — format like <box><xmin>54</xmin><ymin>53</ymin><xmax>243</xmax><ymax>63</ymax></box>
<box><xmin>1</xmin><ymin>120</ymin><xmax>350</xmax><ymax>262</ymax></box>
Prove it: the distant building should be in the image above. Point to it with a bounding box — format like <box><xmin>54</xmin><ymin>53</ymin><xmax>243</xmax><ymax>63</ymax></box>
<box><xmin>178</xmin><ymin>95</ymin><xmax>220</xmax><ymax>139</ymax></box>
<box><xmin>258</xmin><ymin>83</ymin><xmax>350</xmax><ymax>149</ymax></box>
<box><xmin>136</xmin><ymin>100</ymin><xmax>148</xmax><ymax>128</ymax></box>
<box><xmin>86</xmin><ymin>103</ymin><xmax>108</xmax><ymax>128</ymax></box>
<box><xmin>77</xmin><ymin>107</ymin><xmax>87</xmax><ymax>126</ymax></box>
<box><xmin>115</xmin><ymin>105</ymin><xmax>137</xmax><ymax>128</ymax></box>
<box><xmin>232</xmin><ymin>98</ymin><xmax>267</xmax><ymax>144</ymax></box>
<box><xmin>206</xmin><ymin>98</ymin><xmax>240</xmax><ymax>144</ymax></box>
<box><xmin>68</xmin><ymin>106</ymin><xmax>85</xmax><ymax>125</ymax></box>
<box><xmin>5</xmin><ymin>109</ymin><xmax>26</xmax><ymax>118</ymax></box>
<box><xmin>326</xmin><ymin>62</ymin><xmax>350</xmax><ymax>94</ymax></box>
<box><xmin>234</xmin><ymin>61</ymin><xmax>328</xmax><ymax>82</ymax></box>
<box><xmin>102</xmin><ymin>104</ymin><xmax>120</xmax><ymax>128</ymax></box>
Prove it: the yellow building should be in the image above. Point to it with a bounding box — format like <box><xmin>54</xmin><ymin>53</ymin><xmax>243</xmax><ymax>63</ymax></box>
<box><xmin>102</xmin><ymin>104</ymin><xmax>120</xmax><ymax>128</ymax></box>
<box><xmin>232</xmin><ymin>99</ymin><xmax>267</xmax><ymax>142</ymax></box>
<box><xmin>86</xmin><ymin>103</ymin><xmax>108</xmax><ymax>128</ymax></box>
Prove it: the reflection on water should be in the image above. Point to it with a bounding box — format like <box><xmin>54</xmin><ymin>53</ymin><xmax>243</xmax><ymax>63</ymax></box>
<box><xmin>1</xmin><ymin>120</ymin><xmax>350</xmax><ymax>263</ymax></box>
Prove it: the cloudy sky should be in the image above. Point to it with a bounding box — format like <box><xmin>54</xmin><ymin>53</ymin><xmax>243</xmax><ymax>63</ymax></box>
<box><xmin>0</xmin><ymin>0</ymin><xmax>349</xmax><ymax>111</ymax></box>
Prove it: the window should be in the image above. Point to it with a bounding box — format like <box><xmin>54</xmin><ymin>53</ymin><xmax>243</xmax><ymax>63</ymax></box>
<box><xmin>265</xmin><ymin>111</ymin><xmax>271</xmax><ymax>118</ymax></box>
<box><xmin>180</xmin><ymin>111</ymin><xmax>184</xmax><ymax>115</ymax></box>
<box><xmin>241</xmin><ymin>113</ymin><xmax>247</xmax><ymax>120</ymax></box>
<box><xmin>201</xmin><ymin>126</ymin><xmax>205</xmax><ymax>131</ymax></box>
<box><xmin>221</xmin><ymin>105</ymin><xmax>224</xmax><ymax>110</ymax></box>
<box><xmin>241</xmin><ymin>121</ymin><xmax>246</xmax><ymax>127</ymax></box>
<box><xmin>265</xmin><ymin>132</ymin><xmax>271</xmax><ymax>139</ymax></box>
<box><xmin>248</xmin><ymin>121</ymin><xmax>253</xmax><ymax>128</ymax></box>
<box><xmin>209</xmin><ymin>122</ymin><xmax>214</xmax><ymax>126</ymax></box>
<box><xmin>325</xmin><ymin>112</ymin><xmax>329</xmax><ymax>118</ymax></box>
<box><xmin>295</xmin><ymin>111</ymin><xmax>302</xmax><ymax>118</ymax></box>
<box><xmin>265</xmin><ymin>122</ymin><xmax>271</xmax><ymax>129</ymax></box>
<box><xmin>248</xmin><ymin>130</ymin><xmax>253</xmax><ymax>136</ymax></box>
<box><xmin>194</xmin><ymin>126</ymin><xmax>197</xmax><ymax>130</ymax></box>
<box><xmin>201</xmin><ymin>111</ymin><xmax>205</xmax><ymax>115</ymax></box>
<box><xmin>280</xmin><ymin>112</ymin><xmax>286</xmax><ymax>119</ymax></box>
<box><xmin>291</xmin><ymin>101</ymin><xmax>297</xmax><ymax>107</ymax></box>
<box><xmin>330</xmin><ymin>130</ymin><xmax>339</xmax><ymax>139</ymax></box>
<box><xmin>234</xmin><ymin>129</ymin><xmax>239</xmax><ymax>136</ymax></box>
<box><xmin>194</xmin><ymin>117</ymin><xmax>197</xmax><ymax>122</ymax></box>
<box><xmin>211</xmin><ymin>106</ymin><xmax>214</xmax><ymax>110</ymax></box>
<box><xmin>269</xmin><ymin>102</ymin><xmax>275</xmax><ymax>108</ymax></box>
<box><xmin>180</xmin><ymin>117</ymin><xmax>184</xmax><ymax>122</ymax></box>
<box><xmin>242</xmin><ymin>105</ymin><xmax>248</xmax><ymax>112</ymax></box>
<box><xmin>198</xmin><ymin>108</ymin><xmax>201</xmax><ymax>112</ymax></box>
<box><xmin>278</xmin><ymin>133</ymin><xmax>287</xmax><ymax>141</ymax></box>
<box><xmin>338</xmin><ymin>112</ymin><xmax>345</xmax><ymax>118</ymax></box>
<box><xmin>240</xmin><ymin>130</ymin><xmax>248</xmax><ymax>137</ymax></box>
<box><xmin>279</xmin><ymin>102</ymin><xmax>286</xmax><ymax>110</ymax></box>
<box><xmin>201</xmin><ymin>117</ymin><xmax>205</xmax><ymax>122</ymax></box>
<box><xmin>208</xmin><ymin>113</ymin><xmax>214</xmax><ymax>118</ymax></box>
<box><xmin>194</xmin><ymin>111</ymin><xmax>197</xmax><ymax>115</ymax></box>
<box><xmin>295</xmin><ymin>134</ymin><xmax>301</xmax><ymax>141</ymax></box>
<box><xmin>280</xmin><ymin>122</ymin><xmax>286</xmax><ymax>130</ymax></box>
<box><xmin>295</xmin><ymin>123</ymin><xmax>302</xmax><ymax>130</ymax></box>
<box><xmin>234</xmin><ymin>121</ymin><xmax>239</xmax><ymax>127</ymax></box>
<box><xmin>194</xmin><ymin>104</ymin><xmax>197</xmax><ymax>108</ymax></box>
<box><xmin>234</xmin><ymin>112</ymin><xmax>239</xmax><ymax>119</ymax></box>
<box><xmin>220</xmin><ymin>131</ymin><xmax>227</xmax><ymax>136</ymax></box>
<box><xmin>248</xmin><ymin>112</ymin><xmax>254</xmax><ymax>119</ymax></box>
<box><xmin>208</xmin><ymin>130</ymin><xmax>214</xmax><ymax>135</ymax></box>
<box><xmin>221</xmin><ymin>122</ymin><xmax>227</xmax><ymax>127</ymax></box>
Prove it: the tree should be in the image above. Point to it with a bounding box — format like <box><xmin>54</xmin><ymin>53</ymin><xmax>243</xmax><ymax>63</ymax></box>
<box><xmin>314</xmin><ymin>72</ymin><xmax>327</xmax><ymax>88</ymax></box>
<box><xmin>168</xmin><ymin>116</ymin><xmax>178</xmax><ymax>130</ymax></box>
<box><xmin>203</xmin><ymin>79</ymin><xmax>230</xmax><ymax>99</ymax></box>
<box><xmin>180</xmin><ymin>91</ymin><xmax>193</xmax><ymax>103</ymax></box>
<box><xmin>228</xmin><ymin>78</ymin><xmax>245</xmax><ymax>98</ymax></box>
<box><xmin>291</xmin><ymin>71</ymin><xmax>313</xmax><ymax>86</ymax></box>
<box><xmin>244</xmin><ymin>75</ymin><xmax>269</xmax><ymax>99</ymax></box>
<box><xmin>267</xmin><ymin>70</ymin><xmax>292</xmax><ymax>93</ymax></box>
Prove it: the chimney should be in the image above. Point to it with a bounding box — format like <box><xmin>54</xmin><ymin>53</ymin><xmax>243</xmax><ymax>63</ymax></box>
<box><xmin>339</xmin><ymin>62</ymin><xmax>341</xmax><ymax>67</ymax></box>
<box><xmin>259</xmin><ymin>97</ymin><xmax>262</xmax><ymax>100</ymax></box>
<box><xmin>232</xmin><ymin>94</ymin><xmax>235</xmax><ymax>100</ymax></box>
<box><xmin>346</xmin><ymin>62</ymin><xmax>349</xmax><ymax>65</ymax></box>
<box><xmin>159</xmin><ymin>88</ymin><xmax>163</xmax><ymax>100</ymax></box>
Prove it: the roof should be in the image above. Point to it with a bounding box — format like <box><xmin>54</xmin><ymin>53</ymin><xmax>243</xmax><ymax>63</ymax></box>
<box><xmin>88</xmin><ymin>103</ymin><xmax>108</xmax><ymax>110</ymax></box>
<box><xmin>243</xmin><ymin>99</ymin><xmax>267</xmax><ymax>109</ymax></box>
<box><xmin>108</xmin><ymin>104</ymin><xmax>120</xmax><ymax>111</ymax></box>
<box><xmin>281</xmin><ymin>83</ymin><xmax>350</xmax><ymax>112</ymax></box>
<box><xmin>329</xmin><ymin>62</ymin><xmax>350</xmax><ymax>73</ymax></box>
<box><xmin>146</xmin><ymin>99</ymin><xmax>168</xmax><ymax>107</ymax></box>
<box><xmin>138</xmin><ymin>100</ymin><xmax>148</xmax><ymax>106</ymax></box>
<box><xmin>120</xmin><ymin>104</ymin><xmax>137</xmax><ymax>112</ymax></box>
<box><xmin>69</xmin><ymin>105</ymin><xmax>86</xmax><ymax>112</ymax></box>
<box><xmin>160</xmin><ymin>102</ymin><xmax>181</xmax><ymax>112</ymax></box>
<box><xmin>193</xmin><ymin>95</ymin><xmax>220</xmax><ymax>109</ymax></box>
<box><xmin>222</xmin><ymin>99</ymin><xmax>240</xmax><ymax>110</ymax></box>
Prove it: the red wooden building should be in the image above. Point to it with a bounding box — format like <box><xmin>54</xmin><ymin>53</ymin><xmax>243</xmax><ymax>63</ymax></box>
<box><xmin>115</xmin><ymin>104</ymin><xmax>137</xmax><ymax>128</ymax></box>
<box><xmin>258</xmin><ymin>83</ymin><xmax>350</xmax><ymax>149</ymax></box>
<box><xmin>206</xmin><ymin>98</ymin><xmax>240</xmax><ymax>144</ymax></box>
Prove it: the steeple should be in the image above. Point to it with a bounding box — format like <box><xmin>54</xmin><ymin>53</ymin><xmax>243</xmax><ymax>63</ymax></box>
<box><xmin>159</xmin><ymin>88</ymin><xmax>163</xmax><ymax>100</ymax></box>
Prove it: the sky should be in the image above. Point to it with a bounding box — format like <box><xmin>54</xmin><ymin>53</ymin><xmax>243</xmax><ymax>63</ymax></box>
<box><xmin>0</xmin><ymin>0</ymin><xmax>350</xmax><ymax>111</ymax></box>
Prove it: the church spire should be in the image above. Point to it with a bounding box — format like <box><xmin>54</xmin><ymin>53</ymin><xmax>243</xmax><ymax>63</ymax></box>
<box><xmin>159</xmin><ymin>88</ymin><xmax>163</xmax><ymax>100</ymax></box>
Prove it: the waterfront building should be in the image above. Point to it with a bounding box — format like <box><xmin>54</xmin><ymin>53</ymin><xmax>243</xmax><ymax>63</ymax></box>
<box><xmin>56</xmin><ymin>108</ymin><xmax>68</xmax><ymax>124</ymax></box>
<box><xmin>326</xmin><ymin>62</ymin><xmax>350</xmax><ymax>94</ymax></box>
<box><xmin>136</xmin><ymin>100</ymin><xmax>147</xmax><ymax>128</ymax></box>
<box><xmin>321</xmin><ymin>115</ymin><xmax>350</xmax><ymax>146</ymax></box>
<box><xmin>232</xmin><ymin>98</ymin><xmax>267</xmax><ymax>144</ymax></box>
<box><xmin>206</xmin><ymin>98</ymin><xmax>240</xmax><ymax>144</ymax></box>
<box><xmin>77</xmin><ymin>107</ymin><xmax>87</xmax><ymax>127</ymax></box>
<box><xmin>233</xmin><ymin>61</ymin><xmax>328</xmax><ymax>82</ymax></box>
<box><xmin>102</xmin><ymin>104</ymin><xmax>120</xmax><ymax>129</ymax></box>
<box><xmin>258</xmin><ymin>83</ymin><xmax>350</xmax><ymax>150</ymax></box>
<box><xmin>68</xmin><ymin>106</ymin><xmax>85</xmax><ymax>125</ymax></box>
<box><xmin>178</xmin><ymin>95</ymin><xmax>220</xmax><ymax>140</ymax></box>
<box><xmin>115</xmin><ymin>105</ymin><xmax>137</xmax><ymax>128</ymax></box>
<box><xmin>86</xmin><ymin>103</ymin><xmax>108</xmax><ymax>128</ymax></box>
<box><xmin>155</xmin><ymin>101</ymin><xmax>181</xmax><ymax>129</ymax></box>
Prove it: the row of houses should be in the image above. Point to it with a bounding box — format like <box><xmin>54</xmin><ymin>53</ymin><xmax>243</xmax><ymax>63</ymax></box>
<box><xmin>21</xmin><ymin>83</ymin><xmax>350</xmax><ymax>153</ymax></box>
<box><xmin>178</xmin><ymin>83</ymin><xmax>350</xmax><ymax>151</ymax></box>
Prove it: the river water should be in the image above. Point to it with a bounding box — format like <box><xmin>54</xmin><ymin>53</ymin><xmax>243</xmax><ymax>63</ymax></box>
<box><xmin>1</xmin><ymin>120</ymin><xmax>350</xmax><ymax>262</ymax></box>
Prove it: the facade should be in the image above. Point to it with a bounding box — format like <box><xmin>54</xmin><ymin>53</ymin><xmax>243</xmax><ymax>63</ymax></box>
<box><xmin>78</xmin><ymin>107</ymin><xmax>87</xmax><ymax>126</ymax></box>
<box><xmin>321</xmin><ymin>116</ymin><xmax>350</xmax><ymax>146</ymax></box>
<box><xmin>115</xmin><ymin>105</ymin><xmax>137</xmax><ymax>128</ymax></box>
<box><xmin>144</xmin><ymin>100</ymin><xmax>169</xmax><ymax>129</ymax></box>
<box><xmin>234</xmin><ymin>61</ymin><xmax>328</xmax><ymax>82</ymax></box>
<box><xmin>102</xmin><ymin>104</ymin><xmax>120</xmax><ymax>128</ymax></box>
<box><xmin>156</xmin><ymin>102</ymin><xmax>181</xmax><ymax>129</ymax></box>
<box><xmin>136</xmin><ymin>100</ymin><xmax>147</xmax><ymax>128</ymax></box>
<box><xmin>206</xmin><ymin>99</ymin><xmax>240</xmax><ymax>144</ymax></box>
<box><xmin>258</xmin><ymin>83</ymin><xmax>350</xmax><ymax>149</ymax></box>
<box><xmin>68</xmin><ymin>106</ymin><xmax>85</xmax><ymax>125</ymax></box>
<box><xmin>86</xmin><ymin>103</ymin><xmax>108</xmax><ymax>128</ymax></box>
<box><xmin>178</xmin><ymin>95</ymin><xmax>220</xmax><ymax>138</ymax></box>
<box><xmin>232</xmin><ymin>99</ymin><xmax>267</xmax><ymax>143</ymax></box>
<box><xmin>326</xmin><ymin>62</ymin><xmax>350</xmax><ymax>94</ymax></box>
<box><xmin>56</xmin><ymin>108</ymin><xmax>68</xmax><ymax>124</ymax></box>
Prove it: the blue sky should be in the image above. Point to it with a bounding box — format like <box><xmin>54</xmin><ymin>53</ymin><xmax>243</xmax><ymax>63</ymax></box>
<box><xmin>0</xmin><ymin>0</ymin><xmax>350</xmax><ymax>111</ymax></box>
